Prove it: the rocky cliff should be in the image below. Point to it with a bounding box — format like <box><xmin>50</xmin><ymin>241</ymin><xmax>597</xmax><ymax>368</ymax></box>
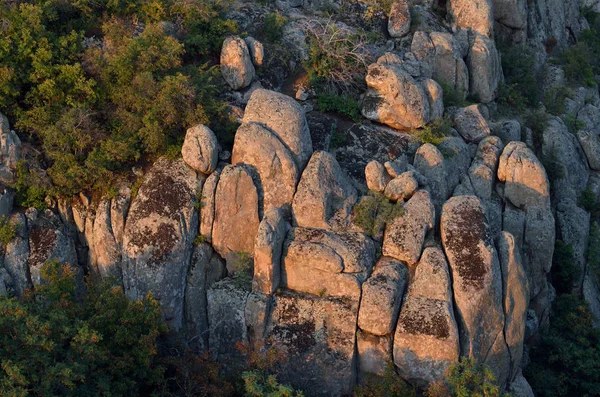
<box><xmin>1</xmin><ymin>0</ymin><xmax>600</xmax><ymax>395</ymax></box>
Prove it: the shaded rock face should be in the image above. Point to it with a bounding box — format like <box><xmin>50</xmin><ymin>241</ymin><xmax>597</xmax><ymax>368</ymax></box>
<box><xmin>220</xmin><ymin>36</ymin><xmax>255</xmax><ymax>90</ymax></box>
<box><xmin>243</xmin><ymin>89</ymin><xmax>313</xmax><ymax>170</ymax></box>
<box><xmin>122</xmin><ymin>158</ymin><xmax>201</xmax><ymax>330</ymax></box>
<box><xmin>361</xmin><ymin>62</ymin><xmax>438</xmax><ymax>131</ymax></box>
<box><xmin>212</xmin><ymin>164</ymin><xmax>260</xmax><ymax>261</ymax></box>
<box><xmin>357</xmin><ymin>330</ymin><xmax>393</xmax><ymax>377</ymax></box>
<box><xmin>393</xmin><ymin>247</ymin><xmax>460</xmax><ymax>386</ymax></box>
<box><xmin>265</xmin><ymin>291</ymin><xmax>359</xmax><ymax>396</ymax></box>
<box><xmin>281</xmin><ymin>227</ymin><xmax>375</xmax><ymax>300</ymax></box>
<box><xmin>468</xmin><ymin>33</ymin><xmax>502</xmax><ymax>103</ymax></box>
<box><xmin>413</xmin><ymin>144</ymin><xmax>448</xmax><ymax>209</ymax></box>
<box><xmin>28</xmin><ymin>211</ymin><xmax>78</xmax><ymax>287</ymax></box>
<box><xmin>4</xmin><ymin>213</ymin><xmax>30</xmax><ymax>295</ymax></box>
<box><xmin>292</xmin><ymin>151</ymin><xmax>357</xmax><ymax>232</ymax></box>
<box><xmin>383</xmin><ymin>190</ymin><xmax>435</xmax><ymax>265</ymax></box>
<box><xmin>253</xmin><ymin>207</ymin><xmax>289</xmax><ymax>295</ymax></box>
<box><xmin>232</xmin><ymin>122</ymin><xmax>299</xmax><ymax>213</ymax></box>
<box><xmin>441</xmin><ymin>196</ymin><xmax>510</xmax><ymax>385</ymax></box>
<box><xmin>0</xmin><ymin>111</ymin><xmax>21</xmax><ymax>185</ymax></box>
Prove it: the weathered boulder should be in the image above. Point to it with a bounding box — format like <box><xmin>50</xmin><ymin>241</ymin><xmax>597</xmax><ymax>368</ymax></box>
<box><xmin>467</xmin><ymin>34</ymin><xmax>502</xmax><ymax>103</ymax></box>
<box><xmin>495</xmin><ymin>119</ymin><xmax>522</xmax><ymax>144</ymax></box>
<box><xmin>384</xmin><ymin>171</ymin><xmax>419</xmax><ymax>202</ymax></box>
<box><xmin>292</xmin><ymin>151</ymin><xmax>357</xmax><ymax>231</ymax></box>
<box><xmin>357</xmin><ymin>330</ymin><xmax>393</xmax><ymax>376</ymax></box>
<box><xmin>428</xmin><ymin>32</ymin><xmax>469</xmax><ymax>98</ymax></box>
<box><xmin>496</xmin><ymin>232</ymin><xmax>529</xmax><ymax>380</ymax></box>
<box><xmin>583</xmin><ymin>271</ymin><xmax>600</xmax><ymax>328</ymax></box>
<box><xmin>122</xmin><ymin>158</ymin><xmax>201</xmax><ymax>330</ymax></box>
<box><xmin>365</xmin><ymin>160</ymin><xmax>391</xmax><ymax>193</ymax></box>
<box><xmin>578</xmin><ymin>103</ymin><xmax>600</xmax><ymax>133</ymax></box>
<box><xmin>454</xmin><ymin>105</ymin><xmax>491</xmax><ymax>143</ymax></box>
<box><xmin>382</xmin><ymin>190</ymin><xmax>435</xmax><ymax>265</ymax></box>
<box><xmin>232</xmin><ymin>122</ymin><xmax>299</xmax><ymax>212</ymax></box>
<box><xmin>243</xmin><ymin>89</ymin><xmax>313</xmax><ymax>169</ymax></box>
<box><xmin>358</xmin><ymin>257</ymin><xmax>408</xmax><ymax>336</ymax></box>
<box><xmin>448</xmin><ymin>0</ymin><xmax>494</xmax><ymax>37</ymax></box>
<box><xmin>184</xmin><ymin>242</ymin><xmax>226</xmax><ymax>350</ymax></box>
<box><xmin>385</xmin><ymin>155</ymin><xmax>408</xmax><ymax>178</ymax></box>
<box><xmin>393</xmin><ymin>247</ymin><xmax>460</xmax><ymax>385</ymax></box>
<box><xmin>90</xmin><ymin>200</ymin><xmax>121</xmax><ymax>280</ymax></box>
<box><xmin>207</xmin><ymin>279</ymin><xmax>250</xmax><ymax>366</ymax></box>
<box><xmin>253</xmin><ymin>207</ymin><xmax>289</xmax><ymax>295</ymax></box>
<box><xmin>361</xmin><ymin>63</ymin><xmax>434</xmax><ymax>130</ymax></box>
<box><xmin>212</xmin><ymin>164</ymin><xmax>260</xmax><ymax>261</ymax></box>
<box><xmin>498</xmin><ymin>142</ymin><xmax>551</xmax><ymax>209</ymax></box>
<box><xmin>199</xmin><ymin>167</ymin><xmax>221</xmax><ymax>243</ymax></box>
<box><xmin>28</xmin><ymin>210</ymin><xmax>78</xmax><ymax>287</ymax></box>
<box><xmin>493</xmin><ymin>0</ymin><xmax>527</xmax><ymax>30</ymax></box>
<box><xmin>265</xmin><ymin>291</ymin><xmax>359</xmax><ymax>396</ymax></box>
<box><xmin>421</xmin><ymin>78</ymin><xmax>444</xmax><ymax>121</ymax></box>
<box><xmin>469</xmin><ymin>136</ymin><xmax>503</xmax><ymax>201</ymax></box>
<box><xmin>438</xmin><ymin>136</ymin><xmax>472</xmax><ymax>193</ymax></box>
<box><xmin>388</xmin><ymin>0</ymin><xmax>411</xmax><ymax>37</ymax></box>
<box><xmin>414</xmin><ymin>144</ymin><xmax>448</xmax><ymax>207</ymax></box>
<box><xmin>577</xmin><ymin>130</ymin><xmax>600</xmax><ymax>171</ymax></box>
<box><xmin>244</xmin><ymin>36</ymin><xmax>264</xmax><ymax>66</ymax></box>
<box><xmin>220</xmin><ymin>36</ymin><xmax>254</xmax><ymax>90</ymax></box>
<box><xmin>181</xmin><ymin>125</ymin><xmax>219</xmax><ymax>175</ymax></box>
<box><xmin>281</xmin><ymin>227</ymin><xmax>376</xmax><ymax>300</ymax></box>
<box><xmin>411</xmin><ymin>31</ymin><xmax>436</xmax><ymax>78</ymax></box>
<box><xmin>441</xmin><ymin>196</ymin><xmax>509</xmax><ymax>384</ymax></box>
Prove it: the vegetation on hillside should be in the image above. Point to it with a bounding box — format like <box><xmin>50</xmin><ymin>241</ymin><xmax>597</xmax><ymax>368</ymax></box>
<box><xmin>0</xmin><ymin>0</ymin><xmax>238</xmax><ymax>200</ymax></box>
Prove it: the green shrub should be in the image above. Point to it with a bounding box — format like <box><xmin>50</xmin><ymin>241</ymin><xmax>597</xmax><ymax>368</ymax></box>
<box><xmin>559</xmin><ymin>43</ymin><xmax>597</xmax><ymax>87</ymax></box>
<box><xmin>498</xmin><ymin>44</ymin><xmax>540</xmax><ymax>109</ymax></box>
<box><xmin>414</xmin><ymin>116</ymin><xmax>452</xmax><ymax>146</ymax></box>
<box><xmin>564</xmin><ymin>113</ymin><xmax>586</xmax><ymax>135</ymax></box>
<box><xmin>551</xmin><ymin>241</ymin><xmax>580</xmax><ymax>294</ymax></box>
<box><xmin>525</xmin><ymin>294</ymin><xmax>600</xmax><ymax>397</ymax></box>
<box><xmin>261</xmin><ymin>12</ymin><xmax>288</xmax><ymax>43</ymax></box>
<box><xmin>315</xmin><ymin>93</ymin><xmax>361</xmax><ymax>121</ymax></box>
<box><xmin>0</xmin><ymin>260</ymin><xmax>168</xmax><ymax>396</ymax></box>
<box><xmin>0</xmin><ymin>216</ymin><xmax>16</xmax><ymax>245</ymax></box>
<box><xmin>438</xmin><ymin>81</ymin><xmax>469</xmax><ymax>108</ymax></box>
<box><xmin>426</xmin><ymin>358</ymin><xmax>510</xmax><ymax>397</ymax></box>
<box><xmin>353</xmin><ymin>192</ymin><xmax>405</xmax><ymax>237</ymax></box>
<box><xmin>243</xmin><ymin>371</ymin><xmax>304</xmax><ymax>397</ymax></box>
<box><xmin>523</xmin><ymin>109</ymin><xmax>550</xmax><ymax>149</ymax></box>
<box><xmin>11</xmin><ymin>160</ymin><xmax>48</xmax><ymax>211</ymax></box>
<box><xmin>579</xmin><ymin>187</ymin><xmax>600</xmax><ymax>213</ymax></box>
<box><xmin>354</xmin><ymin>364</ymin><xmax>417</xmax><ymax>397</ymax></box>
<box><xmin>231</xmin><ymin>251</ymin><xmax>253</xmax><ymax>289</ymax></box>
<box><xmin>543</xmin><ymin>86</ymin><xmax>572</xmax><ymax>116</ymax></box>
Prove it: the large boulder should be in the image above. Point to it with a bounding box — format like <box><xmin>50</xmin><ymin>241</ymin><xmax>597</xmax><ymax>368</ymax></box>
<box><xmin>428</xmin><ymin>32</ymin><xmax>470</xmax><ymax>98</ymax></box>
<box><xmin>122</xmin><ymin>158</ymin><xmax>201</xmax><ymax>330</ymax></box>
<box><xmin>361</xmin><ymin>62</ymin><xmax>437</xmax><ymax>130</ymax></box>
<box><xmin>496</xmin><ymin>232</ymin><xmax>529</xmax><ymax>380</ymax></box>
<box><xmin>220</xmin><ymin>36</ymin><xmax>254</xmax><ymax>90</ymax></box>
<box><xmin>441</xmin><ymin>196</ymin><xmax>510</xmax><ymax>384</ymax></box>
<box><xmin>454</xmin><ymin>105</ymin><xmax>491</xmax><ymax>143</ymax></box>
<box><xmin>493</xmin><ymin>0</ymin><xmax>527</xmax><ymax>30</ymax></box>
<box><xmin>265</xmin><ymin>291</ymin><xmax>359</xmax><ymax>396</ymax></box>
<box><xmin>468</xmin><ymin>136</ymin><xmax>504</xmax><ymax>202</ymax></box>
<box><xmin>199</xmin><ymin>167</ymin><xmax>221</xmax><ymax>243</ymax></box>
<box><xmin>382</xmin><ymin>190</ymin><xmax>435</xmax><ymax>265</ymax></box>
<box><xmin>232</xmin><ymin>122</ymin><xmax>299</xmax><ymax>212</ymax></box>
<box><xmin>358</xmin><ymin>257</ymin><xmax>408</xmax><ymax>336</ymax></box>
<box><xmin>365</xmin><ymin>160</ymin><xmax>392</xmax><ymax>193</ymax></box>
<box><xmin>467</xmin><ymin>34</ymin><xmax>502</xmax><ymax>103</ymax></box>
<box><xmin>384</xmin><ymin>171</ymin><xmax>419</xmax><ymax>202</ymax></box>
<box><xmin>281</xmin><ymin>227</ymin><xmax>376</xmax><ymax>300</ymax></box>
<box><xmin>181</xmin><ymin>125</ymin><xmax>219</xmax><ymax>175</ymax></box>
<box><xmin>212</xmin><ymin>164</ymin><xmax>260</xmax><ymax>261</ymax></box>
<box><xmin>292</xmin><ymin>151</ymin><xmax>357</xmax><ymax>231</ymax></box>
<box><xmin>413</xmin><ymin>144</ymin><xmax>448</xmax><ymax>208</ymax></box>
<box><xmin>393</xmin><ymin>247</ymin><xmax>460</xmax><ymax>385</ymax></box>
<box><xmin>243</xmin><ymin>89</ymin><xmax>313</xmax><ymax>169</ymax></box>
<box><xmin>253</xmin><ymin>207</ymin><xmax>289</xmax><ymax>295</ymax></box>
<box><xmin>448</xmin><ymin>0</ymin><xmax>494</xmax><ymax>37</ymax></box>
<box><xmin>388</xmin><ymin>0</ymin><xmax>411</xmax><ymax>38</ymax></box>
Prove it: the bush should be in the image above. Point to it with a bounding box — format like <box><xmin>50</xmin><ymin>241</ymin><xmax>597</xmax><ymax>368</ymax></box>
<box><xmin>543</xmin><ymin>86</ymin><xmax>571</xmax><ymax>116</ymax></box>
<box><xmin>315</xmin><ymin>93</ymin><xmax>361</xmax><ymax>121</ymax></box>
<box><xmin>551</xmin><ymin>241</ymin><xmax>580</xmax><ymax>294</ymax></box>
<box><xmin>353</xmin><ymin>192</ymin><xmax>405</xmax><ymax>237</ymax></box>
<box><xmin>242</xmin><ymin>371</ymin><xmax>304</xmax><ymax>397</ymax></box>
<box><xmin>261</xmin><ymin>12</ymin><xmax>288</xmax><ymax>43</ymax></box>
<box><xmin>414</xmin><ymin>116</ymin><xmax>452</xmax><ymax>146</ymax></box>
<box><xmin>426</xmin><ymin>358</ymin><xmax>509</xmax><ymax>397</ymax></box>
<box><xmin>559</xmin><ymin>43</ymin><xmax>596</xmax><ymax>87</ymax></box>
<box><xmin>525</xmin><ymin>294</ymin><xmax>600</xmax><ymax>397</ymax></box>
<box><xmin>0</xmin><ymin>216</ymin><xmax>16</xmax><ymax>245</ymax></box>
<box><xmin>0</xmin><ymin>260</ymin><xmax>168</xmax><ymax>396</ymax></box>
<box><xmin>438</xmin><ymin>81</ymin><xmax>469</xmax><ymax>108</ymax></box>
<box><xmin>353</xmin><ymin>365</ymin><xmax>417</xmax><ymax>397</ymax></box>
<box><xmin>564</xmin><ymin>113</ymin><xmax>586</xmax><ymax>135</ymax></box>
<box><xmin>303</xmin><ymin>19</ymin><xmax>374</xmax><ymax>94</ymax></box>
<box><xmin>498</xmin><ymin>44</ymin><xmax>540</xmax><ymax>110</ymax></box>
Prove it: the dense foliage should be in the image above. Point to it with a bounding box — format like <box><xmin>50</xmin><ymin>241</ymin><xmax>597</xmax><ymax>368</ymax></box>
<box><xmin>525</xmin><ymin>294</ymin><xmax>600</xmax><ymax>397</ymax></box>
<box><xmin>0</xmin><ymin>261</ymin><xmax>167</xmax><ymax>396</ymax></box>
<box><xmin>0</xmin><ymin>0</ymin><xmax>238</xmax><ymax>199</ymax></box>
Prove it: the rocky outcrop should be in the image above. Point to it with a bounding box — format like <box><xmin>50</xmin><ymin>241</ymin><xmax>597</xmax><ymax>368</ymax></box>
<box><xmin>0</xmin><ymin>111</ymin><xmax>21</xmax><ymax>185</ymax></box>
<box><xmin>3</xmin><ymin>213</ymin><xmax>30</xmax><ymax>295</ymax></box>
<box><xmin>365</xmin><ymin>160</ymin><xmax>391</xmax><ymax>193</ymax></box>
<box><xmin>244</xmin><ymin>36</ymin><xmax>264</xmax><ymax>67</ymax></box>
<box><xmin>578</xmin><ymin>130</ymin><xmax>600</xmax><ymax>171</ymax></box>
<box><xmin>199</xmin><ymin>168</ymin><xmax>221</xmax><ymax>243</ymax></box>
<box><xmin>243</xmin><ymin>89</ymin><xmax>313</xmax><ymax>169</ymax></box>
<box><xmin>454</xmin><ymin>105</ymin><xmax>491</xmax><ymax>143</ymax></box>
<box><xmin>212</xmin><ymin>164</ymin><xmax>260</xmax><ymax>262</ymax></box>
<box><xmin>448</xmin><ymin>0</ymin><xmax>494</xmax><ymax>37</ymax></box>
<box><xmin>388</xmin><ymin>0</ymin><xmax>411</xmax><ymax>38</ymax></box>
<box><xmin>382</xmin><ymin>190</ymin><xmax>435</xmax><ymax>265</ymax></box>
<box><xmin>253</xmin><ymin>207</ymin><xmax>289</xmax><ymax>295</ymax></box>
<box><xmin>122</xmin><ymin>158</ymin><xmax>201</xmax><ymax>330</ymax></box>
<box><xmin>427</xmin><ymin>32</ymin><xmax>470</xmax><ymax>98</ymax></box>
<box><xmin>232</xmin><ymin>122</ymin><xmax>299</xmax><ymax>212</ymax></box>
<box><xmin>292</xmin><ymin>151</ymin><xmax>357</xmax><ymax>231</ymax></box>
<box><xmin>441</xmin><ymin>196</ymin><xmax>510</xmax><ymax>385</ymax></box>
<box><xmin>181</xmin><ymin>125</ymin><xmax>219</xmax><ymax>175</ymax></box>
<box><xmin>361</xmin><ymin>62</ymin><xmax>441</xmax><ymax>130</ymax></box>
<box><xmin>220</xmin><ymin>36</ymin><xmax>255</xmax><ymax>90</ymax></box>
<box><xmin>393</xmin><ymin>247</ymin><xmax>460</xmax><ymax>385</ymax></box>
<box><xmin>467</xmin><ymin>34</ymin><xmax>502</xmax><ymax>103</ymax></box>
<box><xmin>384</xmin><ymin>171</ymin><xmax>419</xmax><ymax>202</ymax></box>
<box><xmin>414</xmin><ymin>144</ymin><xmax>448</xmax><ymax>208</ymax></box>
